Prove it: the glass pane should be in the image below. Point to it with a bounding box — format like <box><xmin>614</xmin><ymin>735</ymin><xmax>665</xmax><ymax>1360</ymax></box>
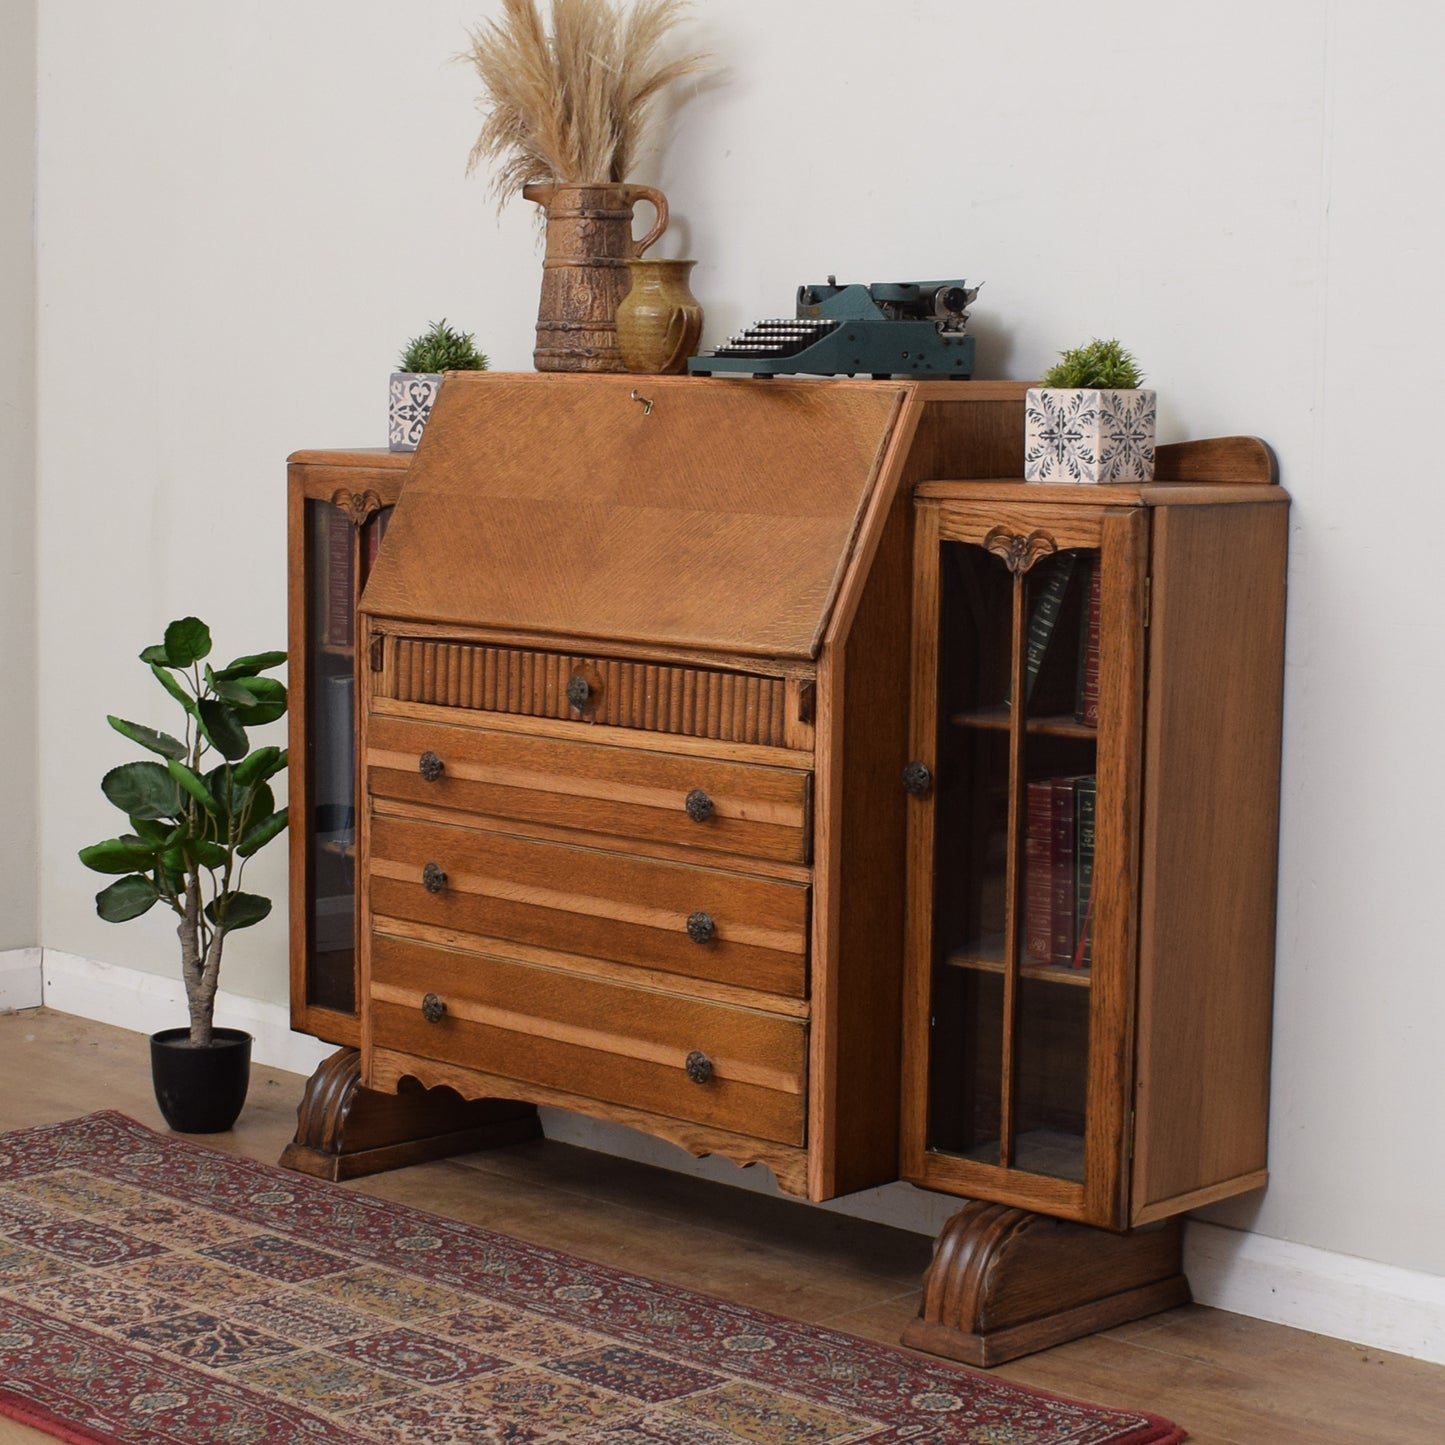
<box><xmin>925</xmin><ymin>538</ymin><xmax>1101</xmax><ymax>1181</ymax></box>
<box><xmin>926</xmin><ymin>542</ymin><xmax>1011</xmax><ymax>1162</ymax></box>
<box><xmin>1015</xmin><ymin>547</ymin><xmax>1098</xmax><ymax>1178</ymax></box>
<box><xmin>305</xmin><ymin>499</ymin><xmax>358</xmax><ymax>1013</ymax></box>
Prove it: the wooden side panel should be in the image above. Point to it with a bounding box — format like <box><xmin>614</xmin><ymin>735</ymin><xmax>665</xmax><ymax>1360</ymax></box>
<box><xmin>1131</xmin><ymin>501</ymin><xmax>1289</xmax><ymax>1222</ymax></box>
<box><xmin>816</xmin><ymin>390</ymin><xmax>1029</xmax><ymax>1199</ymax></box>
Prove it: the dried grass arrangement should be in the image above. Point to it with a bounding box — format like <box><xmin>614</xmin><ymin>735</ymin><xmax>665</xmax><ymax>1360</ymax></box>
<box><xmin>463</xmin><ymin>0</ymin><xmax>708</xmax><ymax>206</ymax></box>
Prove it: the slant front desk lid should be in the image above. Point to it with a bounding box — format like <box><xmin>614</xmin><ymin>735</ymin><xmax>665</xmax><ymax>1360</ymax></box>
<box><xmin>359</xmin><ymin>374</ymin><xmax>913</xmax><ymax>661</ymax></box>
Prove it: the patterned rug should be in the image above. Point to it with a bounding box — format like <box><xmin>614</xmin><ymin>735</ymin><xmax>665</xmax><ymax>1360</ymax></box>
<box><xmin>0</xmin><ymin>1113</ymin><xmax>1184</xmax><ymax>1444</ymax></box>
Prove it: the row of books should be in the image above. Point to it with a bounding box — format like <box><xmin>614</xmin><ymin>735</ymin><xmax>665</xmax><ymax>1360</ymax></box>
<box><xmin>319</xmin><ymin>503</ymin><xmax>390</xmax><ymax>650</ymax></box>
<box><xmin>1024</xmin><ymin>773</ymin><xmax>1095</xmax><ymax>968</ymax></box>
<box><xmin>1021</xmin><ymin>553</ymin><xmax>1101</xmax><ymax>725</ymax></box>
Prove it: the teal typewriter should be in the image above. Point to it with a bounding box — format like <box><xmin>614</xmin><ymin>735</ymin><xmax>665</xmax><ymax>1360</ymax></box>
<box><xmin>688</xmin><ymin>277</ymin><xmax>979</xmax><ymax>378</ymax></box>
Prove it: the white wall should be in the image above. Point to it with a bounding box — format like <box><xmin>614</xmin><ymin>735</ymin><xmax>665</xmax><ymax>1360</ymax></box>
<box><xmin>31</xmin><ymin>0</ymin><xmax>1445</xmax><ymax>1303</ymax></box>
<box><xmin>1</xmin><ymin>0</ymin><xmax>37</xmax><ymax>954</ymax></box>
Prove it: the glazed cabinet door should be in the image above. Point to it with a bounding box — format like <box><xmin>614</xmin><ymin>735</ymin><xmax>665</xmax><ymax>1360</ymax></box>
<box><xmin>901</xmin><ymin>499</ymin><xmax>1147</xmax><ymax>1228</ymax></box>
<box><xmin>287</xmin><ymin>459</ymin><xmax>405</xmax><ymax>1047</ymax></box>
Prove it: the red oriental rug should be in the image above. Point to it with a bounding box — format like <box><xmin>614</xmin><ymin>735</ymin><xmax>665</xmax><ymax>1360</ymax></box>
<box><xmin>0</xmin><ymin>1113</ymin><xmax>1184</xmax><ymax>1444</ymax></box>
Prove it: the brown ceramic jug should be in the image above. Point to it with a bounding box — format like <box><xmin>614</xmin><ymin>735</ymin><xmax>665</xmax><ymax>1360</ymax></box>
<box><xmin>523</xmin><ymin>182</ymin><xmax>669</xmax><ymax>373</ymax></box>
<box><xmin>616</xmin><ymin>259</ymin><xmax>704</xmax><ymax>375</ymax></box>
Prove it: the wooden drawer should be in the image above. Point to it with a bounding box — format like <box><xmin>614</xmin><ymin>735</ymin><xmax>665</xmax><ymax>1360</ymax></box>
<box><xmin>370</xmin><ymin>934</ymin><xmax>806</xmax><ymax>1146</ymax></box>
<box><xmin>369</xmin><ymin>814</ymin><xmax>809</xmax><ymax>998</ymax></box>
<box><xmin>384</xmin><ymin>637</ymin><xmax>793</xmax><ymax>748</ymax></box>
<box><xmin>368</xmin><ymin>713</ymin><xmax>811</xmax><ymax>865</ymax></box>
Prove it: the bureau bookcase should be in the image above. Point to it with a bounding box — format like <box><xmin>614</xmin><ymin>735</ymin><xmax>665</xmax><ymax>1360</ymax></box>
<box><xmin>281</xmin><ymin>376</ymin><xmax>1287</xmax><ymax>1362</ymax></box>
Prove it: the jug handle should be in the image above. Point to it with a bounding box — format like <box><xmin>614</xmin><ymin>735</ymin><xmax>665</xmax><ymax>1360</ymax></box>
<box><xmin>661</xmin><ymin>307</ymin><xmax>696</xmax><ymax>374</ymax></box>
<box><xmin>627</xmin><ymin>186</ymin><xmax>669</xmax><ymax>256</ymax></box>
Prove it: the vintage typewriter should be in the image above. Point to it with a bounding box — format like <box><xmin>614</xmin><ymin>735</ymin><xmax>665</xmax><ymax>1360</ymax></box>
<box><xmin>688</xmin><ymin>277</ymin><xmax>979</xmax><ymax>378</ymax></box>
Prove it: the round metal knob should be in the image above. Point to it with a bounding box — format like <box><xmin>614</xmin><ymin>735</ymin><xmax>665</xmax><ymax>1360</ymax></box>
<box><xmin>418</xmin><ymin>751</ymin><xmax>444</xmax><ymax>782</ymax></box>
<box><xmin>422</xmin><ymin>862</ymin><xmax>447</xmax><ymax>894</ymax></box>
<box><xmin>684</xmin><ymin>788</ymin><xmax>715</xmax><ymax>823</ymax></box>
<box><xmin>686</xmin><ymin>911</ymin><xmax>716</xmax><ymax>944</ymax></box>
<box><xmin>421</xmin><ymin>992</ymin><xmax>447</xmax><ymax>1023</ymax></box>
<box><xmin>685</xmin><ymin>1050</ymin><xmax>714</xmax><ymax>1084</ymax></box>
<box><xmin>566</xmin><ymin>674</ymin><xmax>592</xmax><ymax>710</ymax></box>
<box><xmin>902</xmin><ymin>760</ymin><xmax>933</xmax><ymax>797</ymax></box>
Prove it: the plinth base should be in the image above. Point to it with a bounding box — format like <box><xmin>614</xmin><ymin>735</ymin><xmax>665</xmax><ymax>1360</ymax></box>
<box><xmin>902</xmin><ymin>1200</ymin><xmax>1190</xmax><ymax>1366</ymax></box>
<box><xmin>280</xmin><ymin>1047</ymin><xmax>541</xmax><ymax>1181</ymax></box>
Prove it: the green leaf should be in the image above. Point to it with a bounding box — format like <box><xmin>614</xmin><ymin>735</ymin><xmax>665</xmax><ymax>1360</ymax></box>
<box><xmin>203</xmin><ymin>764</ymin><xmax>235</xmax><ymax>827</ymax></box>
<box><xmin>166</xmin><ymin>760</ymin><xmax>221</xmax><ymax>816</ymax></box>
<box><xmin>215</xmin><ymin>650</ymin><xmax>287</xmax><ymax>680</ymax></box>
<box><xmin>230</xmin><ymin>676</ymin><xmax>287</xmax><ymax>725</ymax></box>
<box><xmin>102</xmin><ymin>761</ymin><xmax>183</xmax><ymax>820</ymax></box>
<box><xmin>95</xmin><ymin>875</ymin><xmax>160</xmax><ymax>922</ymax></box>
<box><xmin>205</xmin><ymin>890</ymin><xmax>272</xmax><ymax>932</ymax></box>
<box><xmin>107</xmin><ymin>714</ymin><xmax>187</xmax><ymax>761</ymax></box>
<box><xmin>187</xmin><ymin>837</ymin><xmax>230</xmax><ymax>870</ymax></box>
<box><xmin>164</xmin><ymin>617</ymin><xmax>212</xmax><ymax>667</ymax></box>
<box><xmin>208</xmin><ymin>675</ymin><xmax>258</xmax><ymax>708</ymax></box>
<box><xmin>79</xmin><ymin>837</ymin><xmax>161</xmax><ymax>875</ymax></box>
<box><xmin>128</xmin><ymin>816</ymin><xmax>181</xmax><ymax>846</ymax></box>
<box><xmin>232</xmin><ymin>745</ymin><xmax>282</xmax><ymax>788</ymax></box>
<box><xmin>238</xmin><ymin>806</ymin><xmax>288</xmax><ymax>857</ymax></box>
<box><xmin>198</xmin><ymin>700</ymin><xmax>249</xmax><ymax>761</ymax></box>
<box><xmin>150</xmin><ymin>662</ymin><xmax>199</xmax><ymax>715</ymax></box>
<box><xmin>237</xmin><ymin>781</ymin><xmax>276</xmax><ymax>826</ymax></box>
<box><xmin>139</xmin><ymin>643</ymin><xmax>171</xmax><ymax>666</ymax></box>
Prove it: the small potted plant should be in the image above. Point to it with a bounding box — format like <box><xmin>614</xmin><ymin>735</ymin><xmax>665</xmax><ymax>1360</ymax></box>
<box><xmin>78</xmin><ymin>617</ymin><xmax>289</xmax><ymax>1133</ymax></box>
<box><xmin>389</xmin><ymin>319</ymin><xmax>489</xmax><ymax>452</ymax></box>
<box><xmin>1025</xmin><ymin>337</ymin><xmax>1156</xmax><ymax>484</ymax></box>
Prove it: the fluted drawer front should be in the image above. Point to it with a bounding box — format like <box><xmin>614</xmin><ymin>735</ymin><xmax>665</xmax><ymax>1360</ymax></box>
<box><xmin>386</xmin><ymin>637</ymin><xmax>789</xmax><ymax>747</ymax></box>
<box><xmin>369</xmin><ymin>814</ymin><xmax>809</xmax><ymax>998</ymax></box>
<box><xmin>369</xmin><ymin>714</ymin><xmax>811</xmax><ymax>865</ymax></box>
<box><xmin>370</xmin><ymin>934</ymin><xmax>806</xmax><ymax>1146</ymax></box>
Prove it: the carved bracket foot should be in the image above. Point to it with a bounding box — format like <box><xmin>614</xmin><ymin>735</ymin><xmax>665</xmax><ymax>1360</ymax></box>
<box><xmin>279</xmin><ymin>1048</ymin><xmax>542</xmax><ymax>1181</ymax></box>
<box><xmin>901</xmin><ymin>1200</ymin><xmax>1191</xmax><ymax>1367</ymax></box>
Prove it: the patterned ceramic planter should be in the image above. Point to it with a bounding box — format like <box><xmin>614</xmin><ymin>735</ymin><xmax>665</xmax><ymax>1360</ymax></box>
<box><xmin>388</xmin><ymin>372</ymin><xmax>442</xmax><ymax>453</ymax></box>
<box><xmin>1024</xmin><ymin>387</ymin><xmax>1157</xmax><ymax>484</ymax></box>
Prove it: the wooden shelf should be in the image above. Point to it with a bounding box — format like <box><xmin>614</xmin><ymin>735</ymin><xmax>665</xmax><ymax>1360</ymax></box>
<box><xmin>944</xmin><ymin>950</ymin><xmax>1092</xmax><ymax>988</ymax></box>
<box><xmin>950</xmin><ymin>706</ymin><xmax>1097</xmax><ymax>740</ymax></box>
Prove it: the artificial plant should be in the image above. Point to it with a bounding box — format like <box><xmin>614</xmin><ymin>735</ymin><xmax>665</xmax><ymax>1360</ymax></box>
<box><xmin>1041</xmin><ymin>337</ymin><xmax>1145</xmax><ymax>390</ymax></box>
<box><xmin>78</xmin><ymin>617</ymin><xmax>289</xmax><ymax>1047</ymax></box>
<box><xmin>398</xmin><ymin>319</ymin><xmax>490</xmax><ymax>375</ymax></box>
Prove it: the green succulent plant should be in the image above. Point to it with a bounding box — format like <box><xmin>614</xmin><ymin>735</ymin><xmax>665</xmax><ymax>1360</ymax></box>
<box><xmin>397</xmin><ymin>319</ymin><xmax>490</xmax><ymax>375</ymax></box>
<box><xmin>78</xmin><ymin>617</ymin><xmax>289</xmax><ymax>1047</ymax></box>
<box><xmin>1040</xmin><ymin>337</ymin><xmax>1145</xmax><ymax>390</ymax></box>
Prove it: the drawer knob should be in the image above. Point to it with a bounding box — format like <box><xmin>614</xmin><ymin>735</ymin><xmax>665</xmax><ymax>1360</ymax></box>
<box><xmin>686</xmin><ymin>910</ymin><xmax>716</xmax><ymax>944</ymax></box>
<box><xmin>902</xmin><ymin>760</ymin><xmax>933</xmax><ymax>797</ymax></box>
<box><xmin>684</xmin><ymin>788</ymin><xmax>715</xmax><ymax>823</ymax></box>
<box><xmin>685</xmin><ymin>1049</ymin><xmax>714</xmax><ymax>1085</ymax></box>
<box><xmin>418</xmin><ymin>751</ymin><xmax>445</xmax><ymax>782</ymax></box>
<box><xmin>422</xmin><ymin>862</ymin><xmax>447</xmax><ymax>894</ymax></box>
<box><xmin>566</xmin><ymin>673</ymin><xmax>592</xmax><ymax>710</ymax></box>
<box><xmin>421</xmin><ymin>992</ymin><xmax>447</xmax><ymax>1023</ymax></box>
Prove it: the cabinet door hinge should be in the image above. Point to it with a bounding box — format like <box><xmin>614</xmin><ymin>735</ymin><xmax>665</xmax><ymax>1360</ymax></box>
<box><xmin>369</xmin><ymin>632</ymin><xmax>385</xmax><ymax>671</ymax></box>
<box><xmin>1142</xmin><ymin>576</ymin><xmax>1151</xmax><ymax>629</ymax></box>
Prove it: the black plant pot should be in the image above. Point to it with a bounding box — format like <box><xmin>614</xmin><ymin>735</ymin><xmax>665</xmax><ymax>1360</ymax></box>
<box><xmin>149</xmin><ymin>1027</ymin><xmax>252</xmax><ymax>1134</ymax></box>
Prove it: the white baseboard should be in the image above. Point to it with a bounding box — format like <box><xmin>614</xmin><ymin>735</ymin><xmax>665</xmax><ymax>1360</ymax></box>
<box><xmin>1185</xmin><ymin>1220</ymin><xmax>1445</xmax><ymax>1366</ymax></box>
<box><xmin>0</xmin><ymin>948</ymin><xmax>43</xmax><ymax>1011</ymax></box>
<box><xmin>39</xmin><ymin>950</ymin><xmax>333</xmax><ymax>1079</ymax></box>
<box><xmin>30</xmin><ymin>952</ymin><xmax>1445</xmax><ymax>1366</ymax></box>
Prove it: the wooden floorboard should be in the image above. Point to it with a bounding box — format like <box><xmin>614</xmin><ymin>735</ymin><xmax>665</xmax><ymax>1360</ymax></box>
<box><xmin>0</xmin><ymin>1007</ymin><xmax>1441</xmax><ymax>1444</ymax></box>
